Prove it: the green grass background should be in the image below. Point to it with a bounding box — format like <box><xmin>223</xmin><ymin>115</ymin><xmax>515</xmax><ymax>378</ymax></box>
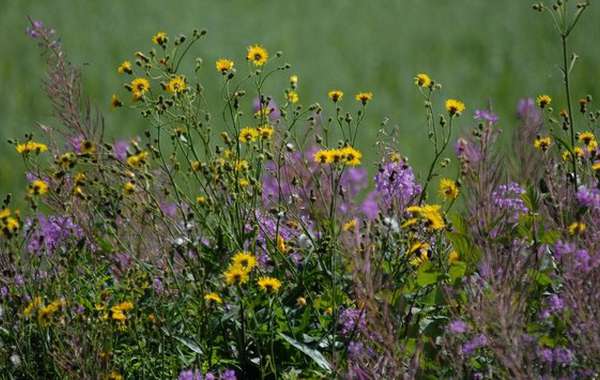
<box><xmin>1</xmin><ymin>1</ymin><xmax>599</xmax><ymax>196</ymax></box>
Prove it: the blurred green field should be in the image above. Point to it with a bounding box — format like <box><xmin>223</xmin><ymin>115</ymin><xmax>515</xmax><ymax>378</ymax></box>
<box><xmin>2</xmin><ymin>1</ymin><xmax>599</xmax><ymax>195</ymax></box>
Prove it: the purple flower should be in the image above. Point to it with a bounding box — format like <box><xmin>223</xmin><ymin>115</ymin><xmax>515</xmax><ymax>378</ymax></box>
<box><xmin>372</xmin><ymin>160</ymin><xmax>421</xmax><ymax>214</ymax></box>
<box><xmin>474</xmin><ymin>109</ymin><xmax>499</xmax><ymax>124</ymax></box>
<box><xmin>553</xmin><ymin>241</ymin><xmax>576</xmax><ymax>260</ymax></box>
<box><xmin>220</xmin><ymin>369</ymin><xmax>236</xmax><ymax>380</ymax></box>
<box><xmin>491</xmin><ymin>182</ymin><xmax>528</xmax><ymax>223</ymax></box>
<box><xmin>178</xmin><ymin>369</ymin><xmax>203</xmax><ymax>380</ymax></box>
<box><xmin>454</xmin><ymin>137</ymin><xmax>482</xmax><ymax>165</ymax></box>
<box><xmin>448</xmin><ymin>320</ymin><xmax>468</xmax><ymax>334</ymax></box>
<box><xmin>339</xmin><ymin>307</ymin><xmax>367</xmax><ymax>336</ymax></box>
<box><xmin>26</xmin><ymin>20</ymin><xmax>44</xmax><ymax>38</ymax></box>
<box><xmin>541</xmin><ymin>294</ymin><xmax>565</xmax><ymax>318</ymax></box>
<box><xmin>26</xmin><ymin>214</ymin><xmax>84</xmax><ymax>255</ymax></box>
<box><xmin>153</xmin><ymin>277</ymin><xmax>164</xmax><ymax>295</ymax></box>
<box><xmin>113</xmin><ymin>140</ymin><xmax>130</xmax><ymax>161</ymax></box>
<box><xmin>517</xmin><ymin>98</ymin><xmax>542</xmax><ymax>126</ymax></box>
<box><xmin>0</xmin><ymin>286</ymin><xmax>8</xmax><ymax>298</ymax></box>
<box><xmin>538</xmin><ymin>348</ymin><xmax>554</xmax><ymax>363</ymax></box>
<box><xmin>462</xmin><ymin>334</ymin><xmax>487</xmax><ymax>356</ymax></box>
<box><xmin>553</xmin><ymin>347</ymin><xmax>574</xmax><ymax>365</ymax></box>
<box><xmin>348</xmin><ymin>341</ymin><xmax>365</xmax><ymax>360</ymax></box>
<box><xmin>576</xmin><ymin>186</ymin><xmax>600</xmax><ymax>210</ymax></box>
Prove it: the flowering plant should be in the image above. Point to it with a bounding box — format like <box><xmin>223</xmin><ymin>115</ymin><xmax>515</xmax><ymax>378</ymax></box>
<box><xmin>2</xmin><ymin>2</ymin><xmax>600</xmax><ymax>378</ymax></box>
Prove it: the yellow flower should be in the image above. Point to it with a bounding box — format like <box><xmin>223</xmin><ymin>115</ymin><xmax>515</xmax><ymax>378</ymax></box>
<box><xmin>257</xmin><ymin>277</ymin><xmax>282</xmax><ymax>293</ymax></box>
<box><xmin>127</xmin><ymin>151</ymin><xmax>149</xmax><ymax>167</ymax></box>
<box><xmin>152</xmin><ymin>31</ymin><xmax>168</xmax><ymax>46</ymax></box>
<box><xmin>409</xmin><ymin>242</ymin><xmax>432</xmax><ymax>266</ymax></box>
<box><xmin>439</xmin><ymin>178</ymin><xmax>459</xmax><ymax>200</ymax></box>
<box><xmin>445</xmin><ymin>99</ymin><xmax>465</xmax><ymax>116</ymax></box>
<box><xmin>296</xmin><ymin>297</ymin><xmax>307</xmax><ymax>306</ymax></box>
<box><xmin>536</xmin><ymin>94</ymin><xmax>552</xmax><ymax>109</ymax></box>
<box><xmin>314</xmin><ymin>149</ymin><xmax>332</xmax><ymax>164</ymax></box>
<box><xmin>340</xmin><ymin>146</ymin><xmax>362</xmax><ymax>166</ymax></box>
<box><xmin>80</xmin><ymin>140</ymin><xmax>96</xmax><ymax>155</ymax></box>
<box><xmin>111</xmin><ymin>94</ymin><xmax>123</xmax><ymax>108</ymax></box>
<box><xmin>290</xmin><ymin>75</ymin><xmax>299</xmax><ymax>87</ymax></box>
<box><xmin>593</xmin><ymin>162</ymin><xmax>600</xmax><ymax>171</ymax></box>
<box><xmin>239</xmin><ymin>127</ymin><xmax>259</xmax><ymax>143</ymax></box>
<box><xmin>534</xmin><ymin>136</ymin><xmax>552</xmax><ymax>152</ymax></box>
<box><xmin>216</xmin><ymin>58</ymin><xmax>234</xmax><ymax>74</ymax></box>
<box><xmin>196</xmin><ymin>195</ymin><xmax>207</xmax><ymax>205</ymax></box>
<box><xmin>28</xmin><ymin>180</ymin><xmax>49</xmax><ymax>196</ymax></box>
<box><xmin>130</xmin><ymin>78</ymin><xmax>150</xmax><ymax>100</ymax></box>
<box><xmin>277</xmin><ymin>234</ymin><xmax>287</xmax><ymax>253</ymax></box>
<box><xmin>328</xmin><ymin>90</ymin><xmax>344</xmax><ymax>103</ymax></box>
<box><xmin>355</xmin><ymin>92</ymin><xmax>373</xmax><ymax>105</ymax></box>
<box><xmin>257</xmin><ymin>125</ymin><xmax>274</xmax><ymax>140</ymax></box>
<box><xmin>16</xmin><ymin>141</ymin><xmax>48</xmax><ymax>154</ymax></box>
<box><xmin>204</xmin><ymin>292</ymin><xmax>223</xmax><ymax>304</ymax></box>
<box><xmin>238</xmin><ymin>178</ymin><xmax>250</xmax><ymax>187</ymax></box>
<box><xmin>448</xmin><ymin>250</ymin><xmax>460</xmax><ymax>264</ymax></box>
<box><xmin>406</xmin><ymin>204</ymin><xmax>445</xmax><ymax>230</ymax></box>
<box><xmin>108</xmin><ymin>371</ymin><xmax>123</xmax><ymax>380</ymax></box>
<box><xmin>588</xmin><ymin>140</ymin><xmax>599</xmax><ymax>154</ymax></box>
<box><xmin>235</xmin><ymin>160</ymin><xmax>249</xmax><ymax>172</ymax></box>
<box><xmin>246</xmin><ymin>44</ymin><xmax>269</xmax><ymax>66</ymax></box>
<box><xmin>231</xmin><ymin>251</ymin><xmax>257</xmax><ymax>272</ymax></box>
<box><xmin>562</xmin><ymin>147</ymin><xmax>584</xmax><ymax>161</ymax></box>
<box><xmin>117</xmin><ymin>60</ymin><xmax>132</xmax><ymax>75</ymax></box>
<box><xmin>224</xmin><ymin>266</ymin><xmax>249</xmax><ymax>285</ymax></box>
<box><xmin>110</xmin><ymin>301</ymin><xmax>134</xmax><ymax>322</ymax></box>
<box><xmin>114</xmin><ymin>301</ymin><xmax>134</xmax><ymax>312</ymax></box>
<box><xmin>165</xmin><ymin>75</ymin><xmax>187</xmax><ymax>94</ymax></box>
<box><xmin>414</xmin><ymin>73</ymin><xmax>432</xmax><ymax>88</ymax></box>
<box><xmin>342</xmin><ymin>218</ymin><xmax>357</xmax><ymax>232</ymax></box>
<box><xmin>568</xmin><ymin>222</ymin><xmax>586</xmax><ymax>236</ymax></box>
<box><xmin>123</xmin><ymin>181</ymin><xmax>136</xmax><ymax>195</ymax></box>
<box><xmin>287</xmin><ymin>90</ymin><xmax>299</xmax><ymax>104</ymax></box>
<box><xmin>578</xmin><ymin>131</ymin><xmax>596</xmax><ymax>146</ymax></box>
<box><xmin>23</xmin><ymin>297</ymin><xmax>42</xmax><ymax>318</ymax></box>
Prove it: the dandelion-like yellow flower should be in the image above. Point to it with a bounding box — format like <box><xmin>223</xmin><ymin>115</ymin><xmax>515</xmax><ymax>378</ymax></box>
<box><xmin>340</xmin><ymin>146</ymin><xmax>362</xmax><ymax>166</ymax></box>
<box><xmin>355</xmin><ymin>92</ymin><xmax>373</xmax><ymax>105</ymax></box>
<box><xmin>328</xmin><ymin>90</ymin><xmax>344</xmax><ymax>103</ymax></box>
<box><xmin>165</xmin><ymin>75</ymin><xmax>186</xmax><ymax>94</ymax></box>
<box><xmin>568</xmin><ymin>222</ymin><xmax>586</xmax><ymax>236</ymax></box>
<box><xmin>110</xmin><ymin>301</ymin><xmax>134</xmax><ymax>322</ymax></box>
<box><xmin>231</xmin><ymin>251</ymin><xmax>257</xmax><ymax>272</ymax></box>
<box><xmin>445</xmin><ymin>99</ymin><xmax>465</xmax><ymax>116</ymax></box>
<box><xmin>239</xmin><ymin>127</ymin><xmax>259</xmax><ymax>143</ymax></box>
<box><xmin>196</xmin><ymin>195</ymin><xmax>207</xmax><ymax>205</ymax></box>
<box><xmin>204</xmin><ymin>292</ymin><xmax>223</xmax><ymax>304</ymax></box>
<box><xmin>127</xmin><ymin>151</ymin><xmax>149</xmax><ymax>167</ymax></box>
<box><xmin>290</xmin><ymin>75</ymin><xmax>299</xmax><ymax>87</ymax></box>
<box><xmin>342</xmin><ymin>219</ymin><xmax>357</xmax><ymax>232</ymax></box>
<box><xmin>23</xmin><ymin>297</ymin><xmax>42</xmax><ymax>318</ymax></box>
<box><xmin>117</xmin><ymin>60</ymin><xmax>132</xmax><ymax>75</ymax></box>
<box><xmin>578</xmin><ymin>131</ymin><xmax>596</xmax><ymax>146</ymax></box>
<box><xmin>287</xmin><ymin>90</ymin><xmax>299</xmax><ymax>104</ymax></box>
<box><xmin>314</xmin><ymin>149</ymin><xmax>332</xmax><ymax>164</ymax></box>
<box><xmin>111</xmin><ymin>94</ymin><xmax>123</xmax><ymax>108</ymax></box>
<box><xmin>588</xmin><ymin>139</ymin><xmax>599</xmax><ymax>154</ymax></box>
<box><xmin>448</xmin><ymin>250</ymin><xmax>460</xmax><ymax>264</ymax></box>
<box><xmin>28</xmin><ymin>180</ymin><xmax>48</xmax><ymax>196</ymax></box>
<box><xmin>80</xmin><ymin>140</ymin><xmax>96</xmax><ymax>155</ymax></box>
<box><xmin>224</xmin><ymin>266</ymin><xmax>249</xmax><ymax>285</ymax></box>
<box><xmin>536</xmin><ymin>94</ymin><xmax>552</xmax><ymax>109</ymax></box>
<box><xmin>592</xmin><ymin>162</ymin><xmax>600</xmax><ymax>171</ymax></box>
<box><xmin>409</xmin><ymin>242</ymin><xmax>432</xmax><ymax>266</ymax></box>
<box><xmin>439</xmin><ymin>178</ymin><xmax>459</xmax><ymax>200</ymax></box>
<box><xmin>534</xmin><ymin>136</ymin><xmax>552</xmax><ymax>152</ymax></box>
<box><xmin>152</xmin><ymin>31</ymin><xmax>168</xmax><ymax>46</ymax></box>
<box><xmin>406</xmin><ymin>204</ymin><xmax>445</xmax><ymax>230</ymax></box>
<box><xmin>257</xmin><ymin>125</ymin><xmax>274</xmax><ymax>140</ymax></box>
<box><xmin>414</xmin><ymin>73</ymin><xmax>432</xmax><ymax>88</ymax></box>
<box><xmin>216</xmin><ymin>58</ymin><xmax>234</xmax><ymax>74</ymax></box>
<box><xmin>562</xmin><ymin>147</ymin><xmax>584</xmax><ymax>161</ymax></box>
<box><xmin>257</xmin><ymin>277</ymin><xmax>282</xmax><ymax>293</ymax></box>
<box><xmin>130</xmin><ymin>78</ymin><xmax>150</xmax><ymax>100</ymax></box>
<box><xmin>123</xmin><ymin>181</ymin><xmax>136</xmax><ymax>195</ymax></box>
<box><xmin>246</xmin><ymin>44</ymin><xmax>269</xmax><ymax>66</ymax></box>
<box><xmin>16</xmin><ymin>141</ymin><xmax>48</xmax><ymax>155</ymax></box>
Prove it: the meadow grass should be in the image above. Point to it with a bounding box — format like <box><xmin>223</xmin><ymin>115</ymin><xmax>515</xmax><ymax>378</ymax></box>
<box><xmin>1</xmin><ymin>0</ymin><xmax>599</xmax><ymax>194</ymax></box>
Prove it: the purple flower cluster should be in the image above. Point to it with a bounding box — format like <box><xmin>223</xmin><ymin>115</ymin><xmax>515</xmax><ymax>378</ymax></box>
<box><xmin>538</xmin><ymin>347</ymin><xmax>574</xmax><ymax>365</ymax></box>
<box><xmin>178</xmin><ymin>368</ymin><xmax>236</xmax><ymax>380</ymax></box>
<box><xmin>339</xmin><ymin>307</ymin><xmax>367</xmax><ymax>336</ymax></box>
<box><xmin>553</xmin><ymin>241</ymin><xmax>597</xmax><ymax>273</ymax></box>
<box><xmin>576</xmin><ymin>186</ymin><xmax>600</xmax><ymax>211</ymax></box>
<box><xmin>491</xmin><ymin>182</ymin><xmax>528</xmax><ymax>222</ymax></box>
<box><xmin>474</xmin><ymin>109</ymin><xmax>499</xmax><ymax>124</ymax></box>
<box><xmin>26</xmin><ymin>215</ymin><xmax>84</xmax><ymax>255</ymax></box>
<box><xmin>364</xmin><ymin>160</ymin><xmax>421</xmax><ymax>218</ymax></box>
<box><xmin>447</xmin><ymin>319</ymin><xmax>469</xmax><ymax>334</ymax></box>
<box><xmin>540</xmin><ymin>294</ymin><xmax>564</xmax><ymax>319</ymax></box>
<box><xmin>462</xmin><ymin>334</ymin><xmax>488</xmax><ymax>356</ymax></box>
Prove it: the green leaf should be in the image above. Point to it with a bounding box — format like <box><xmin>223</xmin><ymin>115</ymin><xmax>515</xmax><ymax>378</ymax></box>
<box><xmin>449</xmin><ymin>261</ymin><xmax>467</xmax><ymax>282</ymax></box>
<box><xmin>416</xmin><ymin>263</ymin><xmax>440</xmax><ymax>287</ymax></box>
<box><xmin>279</xmin><ymin>333</ymin><xmax>332</xmax><ymax>373</ymax></box>
<box><xmin>173</xmin><ymin>336</ymin><xmax>204</xmax><ymax>355</ymax></box>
